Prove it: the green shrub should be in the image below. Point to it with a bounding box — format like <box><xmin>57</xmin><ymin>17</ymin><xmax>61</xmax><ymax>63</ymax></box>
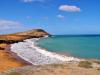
<box><xmin>78</xmin><ymin>61</ymin><xmax>92</xmax><ymax>68</ymax></box>
<box><xmin>7</xmin><ymin>72</ymin><xmax>21</xmax><ymax>75</ymax></box>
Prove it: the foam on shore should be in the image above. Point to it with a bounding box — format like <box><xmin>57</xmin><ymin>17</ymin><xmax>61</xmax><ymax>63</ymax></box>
<box><xmin>11</xmin><ymin>38</ymin><xmax>80</xmax><ymax>65</ymax></box>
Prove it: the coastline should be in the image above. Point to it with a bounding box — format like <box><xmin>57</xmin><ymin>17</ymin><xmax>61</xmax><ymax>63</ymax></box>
<box><xmin>0</xmin><ymin>38</ymin><xmax>100</xmax><ymax>75</ymax></box>
<box><xmin>5</xmin><ymin>44</ymin><xmax>34</xmax><ymax>65</ymax></box>
<box><xmin>0</xmin><ymin>29</ymin><xmax>51</xmax><ymax>72</ymax></box>
<box><xmin>2</xmin><ymin>28</ymin><xmax>100</xmax><ymax>75</ymax></box>
<box><xmin>0</xmin><ymin>44</ymin><xmax>32</xmax><ymax>72</ymax></box>
<box><xmin>10</xmin><ymin>38</ymin><xmax>81</xmax><ymax>65</ymax></box>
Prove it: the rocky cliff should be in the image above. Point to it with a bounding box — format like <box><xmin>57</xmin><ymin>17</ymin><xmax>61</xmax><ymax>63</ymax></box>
<box><xmin>0</xmin><ymin>29</ymin><xmax>50</xmax><ymax>44</ymax></box>
<box><xmin>0</xmin><ymin>29</ymin><xmax>50</xmax><ymax>72</ymax></box>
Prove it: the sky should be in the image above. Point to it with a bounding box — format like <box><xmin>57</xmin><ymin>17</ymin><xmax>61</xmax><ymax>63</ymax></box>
<box><xmin>0</xmin><ymin>0</ymin><xmax>100</xmax><ymax>35</ymax></box>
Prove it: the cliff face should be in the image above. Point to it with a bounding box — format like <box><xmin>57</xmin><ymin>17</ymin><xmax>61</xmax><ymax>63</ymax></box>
<box><xmin>0</xmin><ymin>29</ymin><xmax>50</xmax><ymax>44</ymax></box>
<box><xmin>0</xmin><ymin>29</ymin><xmax>45</xmax><ymax>72</ymax></box>
<box><xmin>14</xmin><ymin>29</ymin><xmax>50</xmax><ymax>37</ymax></box>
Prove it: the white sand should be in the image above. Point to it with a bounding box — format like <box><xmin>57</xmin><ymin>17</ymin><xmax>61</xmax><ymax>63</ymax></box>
<box><xmin>11</xmin><ymin>38</ymin><xmax>80</xmax><ymax>65</ymax></box>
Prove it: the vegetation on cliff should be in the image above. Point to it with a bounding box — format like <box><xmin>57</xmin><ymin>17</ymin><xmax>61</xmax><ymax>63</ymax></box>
<box><xmin>1</xmin><ymin>63</ymin><xmax>100</xmax><ymax>75</ymax></box>
<box><xmin>0</xmin><ymin>29</ymin><xmax>50</xmax><ymax>44</ymax></box>
<box><xmin>0</xmin><ymin>29</ymin><xmax>50</xmax><ymax>72</ymax></box>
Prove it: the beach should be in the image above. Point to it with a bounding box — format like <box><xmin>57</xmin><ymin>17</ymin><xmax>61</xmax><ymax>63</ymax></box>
<box><xmin>0</xmin><ymin>38</ymin><xmax>100</xmax><ymax>75</ymax></box>
<box><xmin>0</xmin><ymin>44</ymin><xmax>31</xmax><ymax>72</ymax></box>
<box><xmin>1</xmin><ymin>61</ymin><xmax>100</xmax><ymax>75</ymax></box>
<box><xmin>11</xmin><ymin>38</ymin><xmax>80</xmax><ymax>65</ymax></box>
<box><xmin>38</xmin><ymin>35</ymin><xmax>100</xmax><ymax>59</ymax></box>
<box><xmin>0</xmin><ymin>29</ymin><xmax>51</xmax><ymax>72</ymax></box>
<box><xmin>0</xmin><ymin>37</ymin><xmax>80</xmax><ymax>72</ymax></box>
<box><xmin>0</xmin><ymin>29</ymin><xmax>100</xmax><ymax>75</ymax></box>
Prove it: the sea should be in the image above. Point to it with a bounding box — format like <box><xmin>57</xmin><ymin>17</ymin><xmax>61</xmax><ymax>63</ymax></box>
<box><xmin>38</xmin><ymin>35</ymin><xmax>100</xmax><ymax>59</ymax></box>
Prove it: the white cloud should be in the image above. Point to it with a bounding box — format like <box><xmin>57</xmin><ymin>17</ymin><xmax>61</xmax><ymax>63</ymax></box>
<box><xmin>22</xmin><ymin>0</ymin><xmax>33</xmax><ymax>3</ymax></box>
<box><xmin>59</xmin><ymin>5</ymin><xmax>81</xmax><ymax>12</ymax></box>
<box><xmin>21</xmin><ymin>0</ymin><xmax>46</xmax><ymax>3</ymax></box>
<box><xmin>0</xmin><ymin>19</ymin><xmax>28</xmax><ymax>34</ymax></box>
<box><xmin>0</xmin><ymin>19</ymin><xmax>22</xmax><ymax>29</ymax></box>
<box><xmin>57</xmin><ymin>15</ymin><xmax>64</xmax><ymax>19</ymax></box>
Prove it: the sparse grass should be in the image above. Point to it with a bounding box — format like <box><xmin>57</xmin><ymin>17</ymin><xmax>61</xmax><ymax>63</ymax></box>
<box><xmin>7</xmin><ymin>72</ymin><xmax>22</xmax><ymax>75</ymax></box>
<box><xmin>97</xmin><ymin>67</ymin><xmax>100</xmax><ymax>71</ymax></box>
<box><xmin>94</xmin><ymin>61</ymin><xmax>100</xmax><ymax>64</ymax></box>
<box><xmin>50</xmin><ymin>64</ymin><xmax>67</xmax><ymax>68</ymax></box>
<box><xmin>78</xmin><ymin>61</ymin><xmax>92</xmax><ymax>68</ymax></box>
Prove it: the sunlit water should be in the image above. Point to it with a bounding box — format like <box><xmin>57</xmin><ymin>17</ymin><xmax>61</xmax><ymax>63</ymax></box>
<box><xmin>38</xmin><ymin>35</ymin><xmax>100</xmax><ymax>59</ymax></box>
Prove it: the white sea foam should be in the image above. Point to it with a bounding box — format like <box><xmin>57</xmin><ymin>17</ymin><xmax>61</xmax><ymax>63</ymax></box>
<box><xmin>11</xmin><ymin>38</ymin><xmax>80</xmax><ymax>65</ymax></box>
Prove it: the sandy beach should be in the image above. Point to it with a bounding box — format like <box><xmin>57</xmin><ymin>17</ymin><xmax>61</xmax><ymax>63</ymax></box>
<box><xmin>0</xmin><ymin>44</ymin><xmax>32</xmax><ymax>72</ymax></box>
<box><xmin>0</xmin><ymin>39</ymin><xmax>100</xmax><ymax>75</ymax></box>
<box><xmin>0</xmin><ymin>30</ymin><xmax>100</xmax><ymax>75</ymax></box>
<box><xmin>11</xmin><ymin>38</ymin><xmax>81</xmax><ymax>65</ymax></box>
<box><xmin>0</xmin><ymin>38</ymin><xmax>81</xmax><ymax>72</ymax></box>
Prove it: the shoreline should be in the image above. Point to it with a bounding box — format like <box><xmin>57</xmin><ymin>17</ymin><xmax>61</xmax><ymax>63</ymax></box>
<box><xmin>10</xmin><ymin>45</ymin><xmax>33</xmax><ymax>65</ymax></box>
<box><xmin>37</xmin><ymin>38</ymin><xmax>100</xmax><ymax>61</ymax></box>
<box><xmin>0</xmin><ymin>39</ymin><xmax>100</xmax><ymax>75</ymax></box>
<box><xmin>10</xmin><ymin>38</ymin><xmax>81</xmax><ymax>65</ymax></box>
<box><xmin>0</xmin><ymin>37</ymin><xmax>100</xmax><ymax>73</ymax></box>
<box><xmin>0</xmin><ymin>44</ymin><xmax>32</xmax><ymax>72</ymax></box>
<box><xmin>6</xmin><ymin>44</ymin><xmax>33</xmax><ymax>65</ymax></box>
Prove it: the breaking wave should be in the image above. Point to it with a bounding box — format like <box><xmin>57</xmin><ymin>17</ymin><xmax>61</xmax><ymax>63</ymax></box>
<box><xmin>11</xmin><ymin>38</ymin><xmax>80</xmax><ymax>65</ymax></box>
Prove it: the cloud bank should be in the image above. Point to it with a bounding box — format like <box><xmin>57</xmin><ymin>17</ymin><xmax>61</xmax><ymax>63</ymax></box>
<box><xmin>59</xmin><ymin>5</ymin><xmax>81</xmax><ymax>12</ymax></box>
<box><xmin>0</xmin><ymin>19</ymin><xmax>22</xmax><ymax>29</ymax></box>
<box><xmin>21</xmin><ymin>0</ymin><xmax>46</xmax><ymax>3</ymax></box>
<box><xmin>0</xmin><ymin>19</ymin><xmax>26</xmax><ymax>34</ymax></box>
<box><xmin>57</xmin><ymin>15</ymin><xmax>64</xmax><ymax>19</ymax></box>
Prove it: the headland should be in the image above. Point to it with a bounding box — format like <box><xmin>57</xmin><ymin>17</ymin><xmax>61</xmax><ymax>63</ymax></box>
<box><xmin>0</xmin><ymin>29</ymin><xmax>100</xmax><ymax>75</ymax></box>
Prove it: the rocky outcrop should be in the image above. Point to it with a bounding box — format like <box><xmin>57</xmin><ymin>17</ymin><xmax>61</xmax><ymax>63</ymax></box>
<box><xmin>0</xmin><ymin>29</ymin><xmax>50</xmax><ymax>72</ymax></box>
<box><xmin>14</xmin><ymin>29</ymin><xmax>50</xmax><ymax>37</ymax></box>
<box><xmin>0</xmin><ymin>29</ymin><xmax>50</xmax><ymax>44</ymax></box>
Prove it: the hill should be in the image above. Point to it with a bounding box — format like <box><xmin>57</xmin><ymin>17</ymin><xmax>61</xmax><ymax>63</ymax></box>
<box><xmin>0</xmin><ymin>29</ymin><xmax>50</xmax><ymax>44</ymax></box>
<box><xmin>0</xmin><ymin>29</ymin><xmax>50</xmax><ymax>72</ymax></box>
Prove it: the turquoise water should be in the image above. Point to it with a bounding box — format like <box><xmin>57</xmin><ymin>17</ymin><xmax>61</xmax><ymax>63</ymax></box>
<box><xmin>38</xmin><ymin>35</ymin><xmax>100</xmax><ymax>59</ymax></box>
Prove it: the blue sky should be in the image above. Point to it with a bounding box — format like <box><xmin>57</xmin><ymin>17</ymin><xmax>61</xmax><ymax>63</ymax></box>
<box><xmin>0</xmin><ymin>0</ymin><xmax>100</xmax><ymax>34</ymax></box>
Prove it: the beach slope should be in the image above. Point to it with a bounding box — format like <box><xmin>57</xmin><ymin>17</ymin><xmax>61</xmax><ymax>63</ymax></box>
<box><xmin>0</xmin><ymin>29</ymin><xmax>50</xmax><ymax>72</ymax></box>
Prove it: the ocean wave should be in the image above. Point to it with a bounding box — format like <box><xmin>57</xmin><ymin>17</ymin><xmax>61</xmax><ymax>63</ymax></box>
<box><xmin>11</xmin><ymin>38</ymin><xmax>80</xmax><ymax>65</ymax></box>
